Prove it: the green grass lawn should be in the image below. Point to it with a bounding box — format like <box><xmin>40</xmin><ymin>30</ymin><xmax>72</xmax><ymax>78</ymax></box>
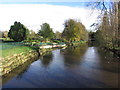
<box><xmin>115</xmin><ymin>47</ymin><xmax>120</xmax><ymax>50</ymax></box>
<box><xmin>1</xmin><ymin>46</ymin><xmax>36</xmax><ymax>58</ymax></box>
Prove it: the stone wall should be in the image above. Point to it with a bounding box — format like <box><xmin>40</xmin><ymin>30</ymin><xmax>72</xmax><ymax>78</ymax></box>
<box><xmin>0</xmin><ymin>47</ymin><xmax>57</xmax><ymax>76</ymax></box>
<box><xmin>1</xmin><ymin>48</ymin><xmax>54</xmax><ymax>84</ymax></box>
<box><xmin>0</xmin><ymin>50</ymin><xmax>39</xmax><ymax>76</ymax></box>
<box><xmin>2</xmin><ymin>57</ymin><xmax>38</xmax><ymax>85</ymax></box>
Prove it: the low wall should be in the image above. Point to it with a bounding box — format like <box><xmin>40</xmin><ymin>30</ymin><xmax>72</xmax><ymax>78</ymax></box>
<box><xmin>0</xmin><ymin>46</ymin><xmax>65</xmax><ymax>76</ymax></box>
<box><xmin>0</xmin><ymin>50</ymin><xmax>39</xmax><ymax>76</ymax></box>
<box><xmin>2</xmin><ymin>57</ymin><xmax>38</xmax><ymax>85</ymax></box>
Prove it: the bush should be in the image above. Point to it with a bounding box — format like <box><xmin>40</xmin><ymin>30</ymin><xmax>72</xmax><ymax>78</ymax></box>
<box><xmin>52</xmin><ymin>40</ymin><xmax>61</xmax><ymax>43</ymax></box>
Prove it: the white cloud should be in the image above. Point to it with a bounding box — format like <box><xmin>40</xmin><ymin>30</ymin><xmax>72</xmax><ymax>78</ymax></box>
<box><xmin>0</xmin><ymin>4</ymin><xmax>99</xmax><ymax>32</ymax></box>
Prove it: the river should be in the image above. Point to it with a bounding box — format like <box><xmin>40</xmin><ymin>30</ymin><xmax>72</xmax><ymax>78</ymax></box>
<box><xmin>2</xmin><ymin>44</ymin><xmax>120</xmax><ymax>88</ymax></box>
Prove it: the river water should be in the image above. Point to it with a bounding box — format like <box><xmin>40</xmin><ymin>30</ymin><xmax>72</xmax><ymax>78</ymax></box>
<box><xmin>2</xmin><ymin>44</ymin><xmax>120</xmax><ymax>88</ymax></box>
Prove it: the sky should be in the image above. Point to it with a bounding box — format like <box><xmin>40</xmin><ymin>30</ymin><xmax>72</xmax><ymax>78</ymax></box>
<box><xmin>0</xmin><ymin>0</ymin><xmax>98</xmax><ymax>3</ymax></box>
<box><xmin>0</xmin><ymin>1</ymin><xmax>100</xmax><ymax>33</ymax></box>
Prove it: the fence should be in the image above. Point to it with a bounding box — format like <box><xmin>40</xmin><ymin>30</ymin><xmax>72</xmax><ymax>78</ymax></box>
<box><xmin>0</xmin><ymin>42</ymin><xmax>66</xmax><ymax>50</ymax></box>
<box><xmin>39</xmin><ymin>42</ymin><xmax>65</xmax><ymax>46</ymax></box>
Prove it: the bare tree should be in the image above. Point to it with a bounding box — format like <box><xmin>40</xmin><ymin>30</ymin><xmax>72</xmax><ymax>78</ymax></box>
<box><xmin>88</xmin><ymin>0</ymin><xmax>120</xmax><ymax>49</ymax></box>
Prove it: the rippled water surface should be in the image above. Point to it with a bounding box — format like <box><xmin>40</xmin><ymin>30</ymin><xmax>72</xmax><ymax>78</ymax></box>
<box><xmin>2</xmin><ymin>44</ymin><xmax>120</xmax><ymax>88</ymax></box>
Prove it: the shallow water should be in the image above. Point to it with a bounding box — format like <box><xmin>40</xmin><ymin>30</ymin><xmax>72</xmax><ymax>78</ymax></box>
<box><xmin>2</xmin><ymin>44</ymin><xmax>120</xmax><ymax>88</ymax></box>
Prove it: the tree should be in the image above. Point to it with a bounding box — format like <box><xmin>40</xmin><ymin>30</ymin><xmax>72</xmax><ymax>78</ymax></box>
<box><xmin>62</xmin><ymin>19</ymin><xmax>88</xmax><ymax>42</ymax></box>
<box><xmin>88</xmin><ymin>31</ymin><xmax>95</xmax><ymax>41</ymax></box>
<box><xmin>88</xmin><ymin>1</ymin><xmax>120</xmax><ymax>49</ymax></box>
<box><xmin>0</xmin><ymin>31</ymin><xmax>2</xmax><ymax>38</ymax></box>
<box><xmin>118</xmin><ymin>1</ymin><xmax>120</xmax><ymax>47</ymax></box>
<box><xmin>27</xmin><ymin>30</ymin><xmax>43</xmax><ymax>41</ymax></box>
<box><xmin>27</xmin><ymin>30</ymin><xmax>36</xmax><ymax>40</ymax></box>
<box><xmin>8</xmin><ymin>21</ymin><xmax>29</xmax><ymax>42</ymax></box>
<box><xmin>38</xmin><ymin>23</ymin><xmax>54</xmax><ymax>41</ymax></box>
<box><xmin>55</xmin><ymin>31</ymin><xmax>62</xmax><ymax>39</ymax></box>
<box><xmin>2</xmin><ymin>31</ymin><xmax>8</xmax><ymax>38</ymax></box>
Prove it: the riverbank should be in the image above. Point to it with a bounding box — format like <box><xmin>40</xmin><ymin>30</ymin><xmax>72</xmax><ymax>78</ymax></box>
<box><xmin>88</xmin><ymin>41</ymin><xmax>120</xmax><ymax>57</ymax></box>
<box><xmin>102</xmin><ymin>47</ymin><xmax>120</xmax><ymax>57</ymax></box>
<box><xmin>1</xmin><ymin>43</ymin><xmax>67</xmax><ymax>76</ymax></box>
<box><xmin>2</xmin><ymin>46</ymin><xmax>119</xmax><ymax>88</ymax></box>
<box><xmin>1</xmin><ymin>50</ymin><xmax>39</xmax><ymax>76</ymax></box>
<box><xmin>108</xmin><ymin>48</ymin><xmax>120</xmax><ymax>57</ymax></box>
<box><xmin>2</xmin><ymin>56</ymin><xmax>39</xmax><ymax>85</ymax></box>
<box><xmin>1</xmin><ymin>41</ymin><xmax>88</xmax><ymax>76</ymax></box>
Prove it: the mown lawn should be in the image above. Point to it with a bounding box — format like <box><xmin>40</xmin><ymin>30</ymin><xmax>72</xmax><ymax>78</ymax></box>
<box><xmin>1</xmin><ymin>46</ymin><xmax>35</xmax><ymax>58</ymax></box>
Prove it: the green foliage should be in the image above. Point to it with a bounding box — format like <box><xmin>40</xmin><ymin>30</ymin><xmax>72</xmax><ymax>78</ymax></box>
<box><xmin>52</xmin><ymin>40</ymin><xmax>61</xmax><ymax>43</ymax></box>
<box><xmin>26</xmin><ymin>30</ymin><xmax>43</xmax><ymax>42</ymax></box>
<box><xmin>62</xmin><ymin>19</ymin><xmax>88</xmax><ymax>43</ymax></box>
<box><xmin>8</xmin><ymin>21</ymin><xmax>29</xmax><ymax>42</ymax></box>
<box><xmin>38</xmin><ymin>23</ymin><xmax>55</xmax><ymax>40</ymax></box>
<box><xmin>55</xmin><ymin>31</ymin><xmax>62</xmax><ymax>39</ymax></box>
<box><xmin>94</xmin><ymin>12</ymin><xmax>119</xmax><ymax>49</ymax></box>
<box><xmin>88</xmin><ymin>31</ymin><xmax>95</xmax><ymax>41</ymax></box>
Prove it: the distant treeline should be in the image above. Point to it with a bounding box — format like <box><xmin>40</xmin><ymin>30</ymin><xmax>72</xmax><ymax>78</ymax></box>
<box><xmin>0</xmin><ymin>19</ymin><xmax>88</xmax><ymax>43</ymax></box>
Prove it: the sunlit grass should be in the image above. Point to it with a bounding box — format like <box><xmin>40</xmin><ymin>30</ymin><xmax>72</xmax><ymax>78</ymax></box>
<box><xmin>1</xmin><ymin>46</ymin><xmax>35</xmax><ymax>58</ymax></box>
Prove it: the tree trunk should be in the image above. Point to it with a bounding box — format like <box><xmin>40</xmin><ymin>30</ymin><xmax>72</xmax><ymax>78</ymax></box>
<box><xmin>118</xmin><ymin>1</ymin><xmax>120</xmax><ymax>47</ymax></box>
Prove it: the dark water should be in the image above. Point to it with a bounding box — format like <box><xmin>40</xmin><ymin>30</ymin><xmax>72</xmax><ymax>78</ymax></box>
<box><xmin>2</xmin><ymin>44</ymin><xmax>120</xmax><ymax>88</ymax></box>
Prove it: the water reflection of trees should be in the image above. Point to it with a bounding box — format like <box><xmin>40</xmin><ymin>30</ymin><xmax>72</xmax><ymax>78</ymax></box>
<box><xmin>2</xmin><ymin>57</ymin><xmax>39</xmax><ymax>85</ymax></box>
<box><xmin>40</xmin><ymin>52</ymin><xmax>53</xmax><ymax>67</ymax></box>
<box><xmin>98</xmin><ymin>48</ymin><xmax>119</xmax><ymax>62</ymax></box>
<box><xmin>89</xmin><ymin>41</ymin><xmax>120</xmax><ymax>73</ymax></box>
<box><xmin>88</xmin><ymin>41</ymin><xmax>96</xmax><ymax>47</ymax></box>
<box><xmin>97</xmin><ymin>48</ymin><xmax>120</xmax><ymax>73</ymax></box>
<box><xmin>60</xmin><ymin>44</ymin><xmax>88</xmax><ymax>67</ymax></box>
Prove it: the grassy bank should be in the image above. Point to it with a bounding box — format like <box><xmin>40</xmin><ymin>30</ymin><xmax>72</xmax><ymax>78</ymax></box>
<box><xmin>1</xmin><ymin>46</ymin><xmax>37</xmax><ymax>58</ymax></box>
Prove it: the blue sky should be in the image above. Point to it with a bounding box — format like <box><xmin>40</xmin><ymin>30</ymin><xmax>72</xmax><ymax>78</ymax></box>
<box><xmin>0</xmin><ymin>2</ymin><xmax>89</xmax><ymax>8</ymax></box>
<box><xmin>0</xmin><ymin>0</ymin><xmax>93</xmax><ymax>3</ymax></box>
<box><xmin>0</xmin><ymin>0</ymin><xmax>111</xmax><ymax>9</ymax></box>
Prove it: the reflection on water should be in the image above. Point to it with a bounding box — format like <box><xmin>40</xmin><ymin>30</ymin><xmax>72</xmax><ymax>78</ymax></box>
<box><xmin>40</xmin><ymin>52</ymin><xmax>53</xmax><ymax>67</ymax></box>
<box><xmin>2</xmin><ymin>58</ymin><xmax>38</xmax><ymax>85</ymax></box>
<box><xmin>2</xmin><ymin>44</ymin><xmax>120</xmax><ymax>88</ymax></box>
<box><xmin>60</xmin><ymin>44</ymin><xmax>88</xmax><ymax>67</ymax></box>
